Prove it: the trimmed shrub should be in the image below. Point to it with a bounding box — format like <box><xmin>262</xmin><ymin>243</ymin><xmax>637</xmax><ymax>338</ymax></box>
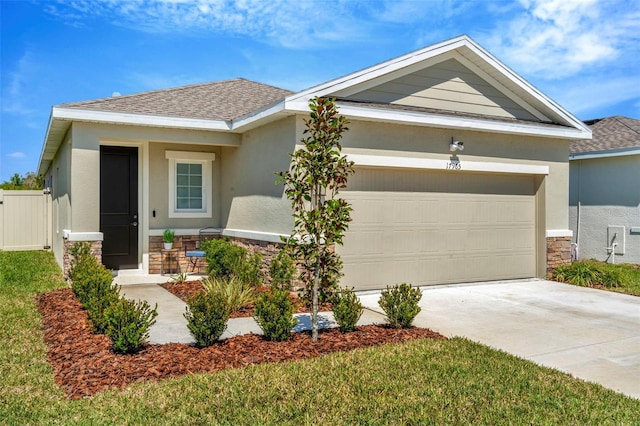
<box><xmin>69</xmin><ymin>243</ymin><xmax>119</xmax><ymax>334</ymax></box>
<box><xmin>378</xmin><ymin>283</ymin><xmax>422</xmax><ymax>329</ymax></box>
<box><xmin>201</xmin><ymin>275</ymin><xmax>256</xmax><ymax>314</ymax></box>
<box><xmin>184</xmin><ymin>291</ymin><xmax>230</xmax><ymax>347</ymax></box>
<box><xmin>105</xmin><ymin>297</ymin><xmax>158</xmax><ymax>354</ymax></box>
<box><xmin>253</xmin><ymin>289</ymin><xmax>298</xmax><ymax>341</ymax></box>
<box><xmin>201</xmin><ymin>238</ymin><xmax>264</xmax><ymax>286</ymax></box>
<box><xmin>269</xmin><ymin>250</ymin><xmax>296</xmax><ymax>291</ymax></box>
<box><xmin>333</xmin><ymin>287</ymin><xmax>363</xmax><ymax>332</ymax></box>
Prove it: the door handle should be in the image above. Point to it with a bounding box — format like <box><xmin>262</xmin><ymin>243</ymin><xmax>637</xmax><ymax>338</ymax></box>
<box><xmin>131</xmin><ymin>221</ymin><xmax>138</xmax><ymax>227</ymax></box>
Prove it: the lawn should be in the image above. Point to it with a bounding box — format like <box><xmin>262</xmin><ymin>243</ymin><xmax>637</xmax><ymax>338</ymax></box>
<box><xmin>2</xmin><ymin>251</ymin><xmax>639</xmax><ymax>425</ymax></box>
<box><xmin>552</xmin><ymin>260</ymin><xmax>640</xmax><ymax>297</ymax></box>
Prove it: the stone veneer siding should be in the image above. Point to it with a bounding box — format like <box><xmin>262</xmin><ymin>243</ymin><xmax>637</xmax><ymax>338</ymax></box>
<box><xmin>148</xmin><ymin>235</ymin><xmax>283</xmax><ymax>278</ymax></box>
<box><xmin>62</xmin><ymin>238</ymin><xmax>103</xmax><ymax>280</ymax></box>
<box><xmin>546</xmin><ymin>236</ymin><xmax>571</xmax><ymax>274</ymax></box>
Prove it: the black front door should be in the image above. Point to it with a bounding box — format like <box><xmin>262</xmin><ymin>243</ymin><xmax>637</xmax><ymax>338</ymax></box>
<box><xmin>100</xmin><ymin>146</ymin><xmax>138</xmax><ymax>270</ymax></box>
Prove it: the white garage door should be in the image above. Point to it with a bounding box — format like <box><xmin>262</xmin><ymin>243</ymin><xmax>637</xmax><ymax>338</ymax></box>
<box><xmin>338</xmin><ymin>167</ymin><xmax>537</xmax><ymax>291</ymax></box>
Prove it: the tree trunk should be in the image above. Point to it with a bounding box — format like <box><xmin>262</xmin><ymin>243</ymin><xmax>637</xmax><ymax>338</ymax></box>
<box><xmin>312</xmin><ymin>263</ymin><xmax>319</xmax><ymax>341</ymax></box>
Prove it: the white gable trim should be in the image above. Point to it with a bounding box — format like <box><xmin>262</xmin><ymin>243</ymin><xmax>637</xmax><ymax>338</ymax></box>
<box><xmin>284</xmin><ymin>102</ymin><xmax>588</xmax><ymax>140</ymax></box>
<box><xmin>283</xmin><ymin>35</ymin><xmax>588</xmax><ymax>135</ymax></box>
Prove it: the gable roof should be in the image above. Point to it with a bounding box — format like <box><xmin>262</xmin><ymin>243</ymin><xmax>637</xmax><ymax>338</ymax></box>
<box><xmin>60</xmin><ymin>78</ymin><xmax>293</xmax><ymax>121</ymax></box>
<box><xmin>570</xmin><ymin>116</ymin><xmax>640</xmax><ymax>158</ymax></box>
<box><xmin>39</xmin><ymin>35</ymin><xmax>591</xmax><ymax>175</ymax></box>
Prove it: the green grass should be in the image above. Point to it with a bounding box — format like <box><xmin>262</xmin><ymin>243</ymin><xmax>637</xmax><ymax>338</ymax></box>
<box><xmin>2</xmin><ymin>251</ymin><xmax>640</xmax><ymax>425</ymax></box>
<box><xmin>552</xmin><ymin>260</ymin><xmax>640</xmax><ymax>296</ymax></box>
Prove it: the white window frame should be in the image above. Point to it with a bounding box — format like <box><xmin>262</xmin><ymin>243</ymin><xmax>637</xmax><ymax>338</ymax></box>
<box><xmin>165</xmin><ymin>151</ymin><xmax>215</xmax><ymax>218</ymax></box>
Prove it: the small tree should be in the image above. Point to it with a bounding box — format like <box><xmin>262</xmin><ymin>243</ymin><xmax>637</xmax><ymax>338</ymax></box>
<box><xmin>278</xmin><ymin>97</ymin><xmax>354</xmax><ymax>340</ymax></box>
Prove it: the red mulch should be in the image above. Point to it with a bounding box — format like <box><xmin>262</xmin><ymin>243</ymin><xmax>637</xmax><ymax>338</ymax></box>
<box><xmin>36</xmin><ymin>288</ymin><xmax>445</xmax><ymax>399</ymax></box>
<box><xmin>160</xmin><ymin>280</ymin><xmax>333</xmax><ymax>317</ymax></box>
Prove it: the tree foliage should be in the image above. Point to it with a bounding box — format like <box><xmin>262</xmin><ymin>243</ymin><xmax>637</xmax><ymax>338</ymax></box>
<box><xmin>278</xmin><ymin>97</ymin><xmax>354</xmax><ymax>340</ymax></box>
<box><xmin>0</xmin><ymin>172</ymin><xmax>43</xmax><ymax>190</ymax></box>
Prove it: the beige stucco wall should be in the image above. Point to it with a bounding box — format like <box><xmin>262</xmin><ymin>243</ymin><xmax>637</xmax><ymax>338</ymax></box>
<box><xmin>221</xmin><ymin>116</ymin><xmax>296</xmax><ymax>234</ymax></box>
<box><xmin>148</xmin><ymin>142</ymin><xmax>222</xmax><ymax>230</ymax></box>
<box><xmin>569</xmin><ymin>155</ymin><xmax>640</xmax><ymax>264</ymax></box>
<box><xmin>293</xmin><ymin>117</ymin><xmax>570</xmax><ymax>231</ymax></box>
<box><xmin>45</xmin><ymin>131</ymin><xmax>72</xmax><ymax>267</ymax></box>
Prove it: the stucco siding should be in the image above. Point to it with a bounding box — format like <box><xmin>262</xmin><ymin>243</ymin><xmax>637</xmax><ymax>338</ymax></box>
<box><xmin>148</xmin><ymin>142</ymin><xmax>222</xmax><ymax>230</ymax></box>
<box><xmin>346</xmin><ymin>59</ymin><xmax>539</xmax><ymax>121</ymax></box>
<box><xmin>46</xmin><ymin>132</ymin><xmax>72</xmax><ymax>266</ymax></box>
<box><xmin>221</xmin><ymin>117</ymin><xmax>296</xmax><ymax>235</ymax></box>
<box><xmin>314</xmin><ymin>119</ymin><xmax>569</xmax><ymax>231</ymax></box>
<box><xmin>569</xmin><ymin>155</ymin><xmax>640</xmax><ymax>264</ymax></box>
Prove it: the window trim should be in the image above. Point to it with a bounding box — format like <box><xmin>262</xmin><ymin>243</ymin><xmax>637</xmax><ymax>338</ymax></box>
<box><xmin>165</xmin><ymin>151</ymin><xmax>215</xmax><ymax>218</ymax></box>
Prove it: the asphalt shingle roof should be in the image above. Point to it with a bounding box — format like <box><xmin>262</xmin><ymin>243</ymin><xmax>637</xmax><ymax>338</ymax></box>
<box><xmin>571</xmin><ymin>116</ymin><xmax>640</xmax><ymax>154</ymax></box>
<box><xmin>59</xmin><ymin>78</ymin><xmax>293</xmax><ymax>121</ymax></box>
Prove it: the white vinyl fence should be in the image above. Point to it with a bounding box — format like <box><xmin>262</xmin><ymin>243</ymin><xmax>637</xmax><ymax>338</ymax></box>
<box><xmin>0</xmin><ymin>189</ymin><xmax>52</xmax><ymax>251</ymax></box>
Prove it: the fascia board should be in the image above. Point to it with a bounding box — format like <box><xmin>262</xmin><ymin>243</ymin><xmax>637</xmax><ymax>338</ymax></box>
<box><xmin>37</xmin><ymin>111</ymin><xmax>56</xmax><ymax>176</ymax></box>
<box><xmin>462</xmin><ymin>38</ymin><xmax>590</xmax><ymax>134</ymax></box>
<box><xmin>286</xmin><ymin>101</ymin><xmax>590</xmax><ymax>140</ymax></box>
<box><xmin>52</xmin><ymin>107</ymin><xmax>232</xmax><ymax>131</ymax></box>
<box><xmin>231</xmin><ymin>100</ymin><xmax>288</xmax><ymax>130</ymax></box>
<box><xmin>569</xmin><ymin>147</ymin><xmax>640</xmax><ymax>160</ymax></box>
<box><xmin>285</xmin><ymin>36</ymin><xmax>470</xmax><ymax>104</ymax></box>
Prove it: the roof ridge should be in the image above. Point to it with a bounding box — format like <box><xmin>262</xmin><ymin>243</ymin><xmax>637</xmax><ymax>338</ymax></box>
<box><xmin>58</xmin><ymin>78</ymin><xmax>287</xmax><ymax>107</ymax></box>
<box><xmin>614</xmin><ymin>116</ymin><xmax>640</xmax><ymax>136</ymax></box>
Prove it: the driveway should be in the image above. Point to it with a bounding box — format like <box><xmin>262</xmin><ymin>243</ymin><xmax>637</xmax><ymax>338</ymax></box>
<box><xmin>358</xmin><ymin>279</ymin><xmax>640</xmax><ymax>399</ymax></box>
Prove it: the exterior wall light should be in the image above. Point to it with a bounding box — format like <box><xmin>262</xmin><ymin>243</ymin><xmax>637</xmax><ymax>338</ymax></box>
<box><xmin>450</xmin><ymin>138</ymin><xmax>464</xmax><ymax>152</ymax></box>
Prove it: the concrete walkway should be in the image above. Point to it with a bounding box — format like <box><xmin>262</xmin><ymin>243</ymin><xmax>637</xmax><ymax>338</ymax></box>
<box><xmin>119</xmin><ymin>283</ymin><xmax>385</xmax><ymax>345</ymax></box>
<box><xmin>359</xmin><ymin>279</ymin><xmax>640</xmax><ymax>399</ymax></box>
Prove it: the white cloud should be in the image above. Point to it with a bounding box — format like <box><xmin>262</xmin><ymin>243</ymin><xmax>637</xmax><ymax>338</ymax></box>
<box><xmin>43</xmin><ymin>0</ymin><xmax>372</xmax><ymax>49</ymax></box>
<box><xmin>7</xmin><ymin>152</ymin><xmax>26</xmax><ymax>159</ymax></box>
<box><xmin>550</xmin><ymin>76</ymin><xmax>640</xmax><ymax>116</ymax></box>
<box><xmin>2</xmin><ymin>50</ymin><xmax>37</xmax><ymax>116</ymax></box>
<box><xmin>487</xmin><ymin>0</ymin><xmax>640</xmax><ymax>79</ymax></box>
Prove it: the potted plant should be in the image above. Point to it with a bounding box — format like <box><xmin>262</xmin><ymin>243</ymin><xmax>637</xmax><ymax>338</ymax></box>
<box><xmin>163</xmin><ymin>229</ymin><xmax>175</xmax><ymax>250</ymax></box>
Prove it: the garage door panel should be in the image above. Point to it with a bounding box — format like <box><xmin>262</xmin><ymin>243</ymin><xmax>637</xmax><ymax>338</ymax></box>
<box><xmin>339</xmin><ymin>168</ymin><xmax>537</xmax><ymax>291</ymax></box>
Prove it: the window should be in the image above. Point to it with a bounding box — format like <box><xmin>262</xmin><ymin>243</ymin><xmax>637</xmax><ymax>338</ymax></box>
<box><xmin>165</xmin><ymin>151</ymin><xmax>215</xmax><ymax>218</ymax></box>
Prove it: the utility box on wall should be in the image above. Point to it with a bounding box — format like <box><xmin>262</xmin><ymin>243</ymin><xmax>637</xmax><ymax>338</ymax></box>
<box><xmin>607</xmin><ymin>226</ymin><xmax>625</xmax><ymax>255</ymax></box>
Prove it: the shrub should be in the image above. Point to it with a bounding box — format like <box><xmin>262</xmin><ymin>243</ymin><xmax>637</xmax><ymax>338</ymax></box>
<box><xmin>552</xmin><ymin>261</ymin><xmax>600</xmax><ymax>287</ymax></box>
<box><xmin>552</xmin><ymin>260</ymin><xmax>625</xmax><ymax>289</ymax></box>
<box><xmin>269</xmin><ymin>250</ymin><xmax>296</xmax><ymax>290</ymax></box>
<box><xmin>201</xmin><ymin>275</ymin><xmax>256</xmax><ymax>313</ymax></box>
<box><xmin>378</xmin><ymin>283</ymin><xmax>422</xmax><ymax>329</ymax></box>
<box><xmin>184</xmin><ymin>291</ymin><xmax>230</xmax><ymax>347</ymax></box>
<box><xmin>333</xmin><ymin>287</ymin><xmax>363</xmax><ymax>332</ymax></box>
<box><xmin>253</xmin><ymin>289</ymin><xmax>298</xmax><ymax>341</ymax></box>
<box><xmin>105</xmin><ymin>297</ymin><xmax>158</xmax><ymax>354</ymax></box>
<box><xmin>201</xmin><ymin>238</ymin><xmax>264</xmax><ymax>286</ymax></box>
<box><xmin>69</xmin><ymin>245</ymin><xmax>119</xmax><ymax>334</ymax></box>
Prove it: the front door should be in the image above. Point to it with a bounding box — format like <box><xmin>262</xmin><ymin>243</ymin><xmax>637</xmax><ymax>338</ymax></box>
<box><xmin>100</xmin><ymin>146</ymin><xmax>139</xmax><ymax>270</ymax></box>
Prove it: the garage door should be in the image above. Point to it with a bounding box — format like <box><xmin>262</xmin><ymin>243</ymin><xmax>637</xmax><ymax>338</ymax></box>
<box><xmin>338</xmin><ymin>167</ymin><xmax>537</xmax><ymax>291</ymax></box>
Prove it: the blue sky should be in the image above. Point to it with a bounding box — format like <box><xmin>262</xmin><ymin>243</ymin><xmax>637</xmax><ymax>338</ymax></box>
<box><xmin>1</xmin><ymin>0</ymin><xmax>639</xmax><ymax>182</ymax></box>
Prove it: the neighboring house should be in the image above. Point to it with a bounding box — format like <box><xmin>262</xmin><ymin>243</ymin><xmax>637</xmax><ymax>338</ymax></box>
<box><xmin>569</xmin><ymin>116</ymin><xmax>640</xmax><ymax>264</ymax></box>
<box><xmin>38</xmin><ymin>35</ymin><xmax>591</xmax><ymax>291</ymax></box>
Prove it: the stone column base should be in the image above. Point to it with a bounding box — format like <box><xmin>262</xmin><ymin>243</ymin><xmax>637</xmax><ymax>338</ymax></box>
<box><xmin>62</xmin><ymin>238</ymin><xmax>103</xmax><ymax>280</ymax></box>
<box><xmin>547</xmin><ymin>236</ymin><xmax>571</xmax><ymax>275</ymax></box>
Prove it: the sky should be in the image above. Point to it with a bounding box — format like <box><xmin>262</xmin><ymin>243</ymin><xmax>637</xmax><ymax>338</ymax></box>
<box><xmin>1</xmin><ymin>0</ymin><xmax>639</xmax><ymax>182</ymax></box>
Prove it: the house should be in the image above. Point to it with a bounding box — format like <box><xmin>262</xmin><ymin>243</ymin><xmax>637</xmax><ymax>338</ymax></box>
<box><xmin>569</xmin><ymin>116</ymin><xmax>640</xmax><ymax>264</ymax></box>
<box><xmin>38</xmin><ymin>35</ymin><xmax>591</xmax><ymax>290</ymax></box>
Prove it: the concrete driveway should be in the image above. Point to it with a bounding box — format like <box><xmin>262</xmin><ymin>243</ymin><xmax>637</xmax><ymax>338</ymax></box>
<box><xmin>358</xmin><ymin>279</ymin><xmax>640</xmax><ymax>399</ymax></box>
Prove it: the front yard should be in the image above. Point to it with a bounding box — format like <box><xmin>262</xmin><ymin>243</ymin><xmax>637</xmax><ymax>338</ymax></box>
<box><xmin>2</xmin><ymin>251</ymin><xmax>639</xmax><ymax>424</ymax></box>
<box><xmin>552</xmin><ymin>260</ymin><xmax>640</xmax><ymax>297</ymax></box>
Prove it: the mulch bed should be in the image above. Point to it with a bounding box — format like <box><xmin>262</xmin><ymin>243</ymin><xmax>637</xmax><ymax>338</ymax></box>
<box><xmin>36</xmin><ymin>287</ymin><xmax>445</xmax><ymax>399</ymax></box>
<box><xmin>160</xmin><ymin>280</ymin><xmax>333</xmax><ymax>317</ymax></box>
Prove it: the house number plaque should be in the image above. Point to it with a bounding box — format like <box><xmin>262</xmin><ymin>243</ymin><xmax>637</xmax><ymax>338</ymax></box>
<box><xmin>446</xmin><ymin>159</ymin><xmax>461</xmax><ymax>170</ymax></box>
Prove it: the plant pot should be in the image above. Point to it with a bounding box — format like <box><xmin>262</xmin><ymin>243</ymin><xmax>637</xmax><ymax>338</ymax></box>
<box><xmin>163</xmin><ymin>242</ymin><xmax>173</xmax><ymax>250</ymax></box>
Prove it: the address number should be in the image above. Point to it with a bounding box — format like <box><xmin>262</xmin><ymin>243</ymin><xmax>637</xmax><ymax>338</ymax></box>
<box><xmin>446</xmin><ymin>161</ymin><xmax>461</xmax><ymax>170</ymax></box>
